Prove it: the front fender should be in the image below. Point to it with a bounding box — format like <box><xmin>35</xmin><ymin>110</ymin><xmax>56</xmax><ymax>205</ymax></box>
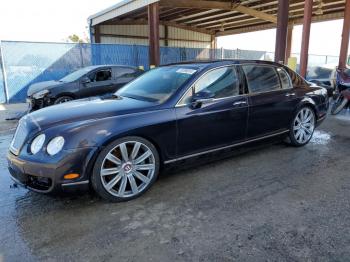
<box><xmin>48</xmin><ymin>82</ymin><xmax>79</xmax><ymax>99</ymax></box>
<box><xmin>43</xmin><ymin>109</ymin><xmax>177</xmax><ymax>162</ymax></box>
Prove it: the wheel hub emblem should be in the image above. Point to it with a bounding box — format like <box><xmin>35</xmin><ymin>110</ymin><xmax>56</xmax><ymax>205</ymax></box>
<box><xmin>123</xmin><ymin>162</ymin><xmax>133</xmax><ymax>173</ymax></box>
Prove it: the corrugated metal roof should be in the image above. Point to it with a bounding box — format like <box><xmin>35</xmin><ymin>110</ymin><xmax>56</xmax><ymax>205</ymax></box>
<box><xmin>89</xmin><ymin>0</ymin><xmax>159</xmax><ymax>26</ymax></box>
<box><xmin>89</xmin><ymin>0</ymin><xmax>346</xmax><ymax>36</ymax></box>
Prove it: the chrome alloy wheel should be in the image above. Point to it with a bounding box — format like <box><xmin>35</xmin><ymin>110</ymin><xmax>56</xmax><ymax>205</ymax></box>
<box><xmin>293</xmin><ymin>107</ymin><xmax>315</xmax><ymax>144</ymax></box>
<box><xmin>100</xmin><ymin>141</ymin><xmax>156</xmax><ymax>198</ymax></box>
<box><xmin>58</xmin><ymin>98</ymin><xmax>71</xmax><ymax>103</ymax></box>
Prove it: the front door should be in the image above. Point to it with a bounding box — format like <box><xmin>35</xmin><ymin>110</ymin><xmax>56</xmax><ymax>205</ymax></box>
<box><xmin>80</xmin><ymin>68</ymin><xmax>113</xmax><ymax>97</ymax></box>
<box><xmin>175</xmin><ymin>66</ymin><xmax>248</xmax><ymax>157</ymax></box>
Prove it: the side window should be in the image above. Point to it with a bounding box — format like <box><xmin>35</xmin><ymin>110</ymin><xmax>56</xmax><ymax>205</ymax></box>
<box><xmin>178</xmin><ymin>87</ymin><xmax>193</xmax><ymax>105</ymax></box>
<box><xmin>194</xmin><ymin>67</ymin><xmax>239</xmax><ymax>99</ymax></box>
<box><xmin>89</xmin><ymin>69</ymin><xmax>112</xmax><ymax>82</ymax></box>
<box><xmin>177</xmin><ymin>66</ymin><xmax>239</xmax><ymax>105</ymax></box>
<box><xmin>243</xmin><ymin>65</ymin><xmax>281</xmax><ymax>93</ymax></box>
<box><xmin>116</xmin><ymin>68</ymin><xmax>137</xmax><ymax>78</ymax></box>
<box><xmin>277</xmin><ymin>68</ymin><xmax>293</xmax><ymax>89</ymax></box>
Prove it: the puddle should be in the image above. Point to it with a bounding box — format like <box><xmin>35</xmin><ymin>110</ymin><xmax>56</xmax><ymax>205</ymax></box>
<box><xmin>310</xmin><ymin>130</ymin><xmax>332</xmax><ymax>145</ymax></box>
<box><xmin>335</xmin><ymin>109</ymin><xmax>350</xmax><ymax>122</ymax></box>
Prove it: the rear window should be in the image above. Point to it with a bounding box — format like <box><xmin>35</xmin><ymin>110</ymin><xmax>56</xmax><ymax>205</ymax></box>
<box><xmin>116</xmin><ymin>67</ymin><xmax>138</xmax><ymax>78</ymax></box>
<box><xmin>243</xmin><ymin>65</ymin><xmax>281</xmax><ymax>93</ymax></box>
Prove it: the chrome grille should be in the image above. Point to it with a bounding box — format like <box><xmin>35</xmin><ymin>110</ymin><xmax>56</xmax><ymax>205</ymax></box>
<box><xmin>10</xmin><ymin>120</ymin><xmax>28</xmax><ymax>155</ymax></box>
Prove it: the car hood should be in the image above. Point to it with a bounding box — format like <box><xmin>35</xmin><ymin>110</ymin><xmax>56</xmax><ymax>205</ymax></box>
<box><xmin>27</xmin><ymin>80</ymin><xmax>65</xmax><ymax>96</ymax></box>
<box><xmin>26</xmin><ymin>96</ymin><xmax>156</xmax><ymax>130</ymax></box>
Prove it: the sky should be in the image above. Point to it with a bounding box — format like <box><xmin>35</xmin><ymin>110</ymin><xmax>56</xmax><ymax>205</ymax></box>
<box><xmin>0</xmin><ymin>0</ymin><xmax>120</xmax><ymax>42</ymax></box>
<box><xmin>217</xmin><ymin>19</ymin><xmax>344</xmax><ymax>56</ymax></box>
<box><xmin>0</xmin><ymin>0</ymin><xmax>346</xmax><ymax>57</ymax></box>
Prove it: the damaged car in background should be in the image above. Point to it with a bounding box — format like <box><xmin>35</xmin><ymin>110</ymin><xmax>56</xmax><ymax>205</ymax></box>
<box><xmin>27</xmin><ymin>65</ymin><xmax>143</xmax><ymax>111</ymax></box>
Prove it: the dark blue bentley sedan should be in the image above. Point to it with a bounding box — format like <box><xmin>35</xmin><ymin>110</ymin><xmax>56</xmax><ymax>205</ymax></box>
<box><xmin>7</xmin><ymin>60</ymin><xmax>329</xmax><ymax>201</ymax></box>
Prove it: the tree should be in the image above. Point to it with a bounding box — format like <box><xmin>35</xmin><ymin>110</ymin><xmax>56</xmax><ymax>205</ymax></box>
<box><xmin>66</xmin><ymin>34</ymin><xmax>88</xmax><ymax>43</ymax></box>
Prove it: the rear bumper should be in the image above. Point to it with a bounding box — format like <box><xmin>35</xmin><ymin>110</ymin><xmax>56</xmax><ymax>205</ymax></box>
<box><xmin>315</xmin><ymin>100</ymin><xmax>329</xmax><ymax>127</ymax></box>
<box><xmin>7</xmin><ymin>147</ymin><xmax>98</xmax><ymax>194</ymax></box>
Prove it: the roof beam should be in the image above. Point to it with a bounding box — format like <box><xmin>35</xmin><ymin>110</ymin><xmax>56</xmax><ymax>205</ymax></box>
<box><xmin>235</xmin><ymin>4</ymin><xmax>277</xmax><ymax>23</ymax></box>
<box><xmin>160</xmin><ymin>0</ymin><xmax>277</xmax><ymax>23</ymax></box>
<box><xmin>216</xmin><ymin>10</ymin><xmax>345</xmax><ymax>36</ymax></box>
<box><xmin>172</xmin><ymin>9</ymin><xmax>221</xmax><ymax>22</ymax></box>
<box><xmin>103</xmin><ymin>19</ymin><xmax>213</xmax><ymax>34</ymax></box>
<box><xmin>161</xmin><ymin>21</ymin><xmax>213</xmax><ymax>34</ymax></box>
<box><xmin>198</xmin><ymin>0</ymin><xmax>344</xmax><ymax>30</ymax></box>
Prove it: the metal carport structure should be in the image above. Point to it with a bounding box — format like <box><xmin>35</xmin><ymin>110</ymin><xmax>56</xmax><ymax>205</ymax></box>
<box><xmin>88</xmin><ymin>0</ymin><xmax>350</xmax><ymax>76</ymax></box>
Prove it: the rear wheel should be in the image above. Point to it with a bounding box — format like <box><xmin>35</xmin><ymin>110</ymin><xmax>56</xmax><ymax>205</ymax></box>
<box><xmin>331</xmin><ymin>95</ymin><xmax>348</xmax><ymax>115</ymax></box>
<box><xmin>91</xmin><ymin>137</ymin><xmax>160</xmax><ymax>202</ymax></box>
<box><xmin>288</xmin><ymin>106</ymin><xmax>315</xmax><ymax>147</ymax></box>
<box><xmin>54</xmin><ymin>96</ymin><xmax>73</xmax><ymax>104</ymax></box>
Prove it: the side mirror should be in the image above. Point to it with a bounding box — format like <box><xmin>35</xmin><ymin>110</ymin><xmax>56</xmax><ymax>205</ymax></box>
<box><xmin>81</xmin><ymin>76</ymin><xmax>91</xmax><ymax>84</ymax></box>
<box><xmin>191</xmin><ymin>90</ymin><xmax>215</xmax><ymax>108</ymax></box>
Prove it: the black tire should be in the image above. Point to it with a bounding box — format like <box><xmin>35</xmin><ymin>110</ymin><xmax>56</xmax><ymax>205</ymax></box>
<box><xmin>287</xmin><ymin>106</ymin><xmax>316</xmax><ymax>147</ymax></box>
<box><xmin>54</xmin><ymin>96</ymin><xmax>73</xmax><ymax>104</ymax></box>
<box><xmin>91</xmin><ymin>136</ymin><xmax>160</xmax><ymax>202</ymax></box>
<box><xmin>331</xmin><ymin>95</ymin><xmax>348</xmax><ymax>115</ymax></box>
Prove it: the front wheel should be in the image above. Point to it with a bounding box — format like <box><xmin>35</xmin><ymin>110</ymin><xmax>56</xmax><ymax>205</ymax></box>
<box><xmin>54</xmin><ymin>96</ymin><xmax>73</xmax><ymax>104</ymax></box>
<box><xmin>91</xmin><ymin>137</ymin><xmax>160</xmax><ymax>202</ymax></box>
<box><xmin>288</xmin><ymin>106</ymin><xmax>316</xmax><ymax>147</ymax></box>
<box><xmin>331</xmin><ymin>95</ymin><xmax>348</xmax><ymax>115</ymax></box>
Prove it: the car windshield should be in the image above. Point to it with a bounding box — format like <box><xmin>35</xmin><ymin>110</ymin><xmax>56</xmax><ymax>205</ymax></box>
<box><xmin>60</xmin><ymin>67</ymin><xmax>94</xmax><ymax>82</ymax></box>
<box><xmin>116</xmin><ymin>66</ymin><xmax>198</xmax><ymax>103</ymax></box>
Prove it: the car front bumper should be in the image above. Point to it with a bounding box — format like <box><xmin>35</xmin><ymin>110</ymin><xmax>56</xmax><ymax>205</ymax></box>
<box><xmin>27</xmin><ymin>96</ymin><xmax>54</xmax><ymax>111</ymax></box>
<box><xmin>7</xmin><ymin>147</ymin><xmax>98</xmax><ymax>194</ymax></box>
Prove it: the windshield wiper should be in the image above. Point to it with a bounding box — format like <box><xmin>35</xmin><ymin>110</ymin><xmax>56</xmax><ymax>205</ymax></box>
<box><xmin>111</xmin><ymin>94</ymin><xmax>122</xmax><ymax>99</ymax></box>
<box><xmin>102</xmin><ymin>93</ymin><xmax>122</xmax><ymax>100</ymax></box>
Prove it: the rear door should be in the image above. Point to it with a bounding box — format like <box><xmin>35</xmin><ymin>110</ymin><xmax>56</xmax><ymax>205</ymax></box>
<box><xmin>175</xmin><ymin>66</ymin><xmax>248</xmax><ymax>157</ymax></box>
<box><xmin>80</xmin><ymin>68</ymin><xmax>113</xmax><ymax>97</ymax></box>
<box><xmin>242</xmin><ymin>65</ymin><xmax>298</xmax><ymax>138</ymax></box>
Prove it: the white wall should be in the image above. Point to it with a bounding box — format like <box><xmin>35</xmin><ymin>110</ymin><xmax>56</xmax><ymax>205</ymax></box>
<box><xmin>98</xmin><ymin>24</ymin><xmax>211</xmax><ymax>48</ymax></box>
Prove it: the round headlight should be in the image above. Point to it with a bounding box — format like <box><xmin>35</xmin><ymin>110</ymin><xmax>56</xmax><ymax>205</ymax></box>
<box><xmin>30</xmin><ymin>134</ymin><xmax>46</xmax><ymax>154</ymax></box>
<box><xmin>47</xmin><ymin>136</ymin><xmax>65</xmax><ymax>156</ymax></box>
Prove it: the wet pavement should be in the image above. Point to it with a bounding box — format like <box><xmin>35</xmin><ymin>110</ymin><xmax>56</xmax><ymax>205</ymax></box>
<box><xmin>0</xmin><ymin>113</ymin><xmax>350</xmax><ymax>261</ymax></box>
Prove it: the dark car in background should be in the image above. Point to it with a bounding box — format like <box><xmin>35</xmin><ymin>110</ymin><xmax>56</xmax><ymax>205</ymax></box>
<box><xmin>27</xmin><ymin>65</ymin><xmax>143</xmax><ymax>111</ymax></box>
<box><xmin>306</xmin><ymin>64</ymin><xmax>337</xmax><ymax>96</ymax></box>
<box><xmin>8</xmin><ymin>60</ymin><xmax>328</xmax><ymax>202</ymax></box>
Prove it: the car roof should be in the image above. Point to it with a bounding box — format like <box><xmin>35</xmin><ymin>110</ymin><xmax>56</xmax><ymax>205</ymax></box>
<box><xmin>163</xmin><ymin>59</ymin><xmax>283</xmax><ymax>70</ymax></box>
<box><xmin>83</xmin><ymin>65</ymin><xmax>138</xmax><ymax>70</ymax></box>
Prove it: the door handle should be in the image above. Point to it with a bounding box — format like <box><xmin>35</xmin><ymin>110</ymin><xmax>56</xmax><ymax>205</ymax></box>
<box><xmin>233</xmin><ymin>101</ymin><xmax>247</xmax><ymax>106</ymax></box>
<box><xmin>285</xmin><ymin>92</ymin><xmax>296</xmax><ymax>97</ymax></box>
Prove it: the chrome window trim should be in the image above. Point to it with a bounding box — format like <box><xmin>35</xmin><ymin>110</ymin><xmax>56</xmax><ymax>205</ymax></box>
<box><xmin>163</xmin><ymin>129</ymin><xmax>289</xmax><ymax>164</ymax></box>
<box><xmin>175</xmin><ymin>64</ymin><xmax>295</xmax><ymax>107</ymax></box>
<box><xmin>246</xmin><ymin>86</ymin><xmax>294</xmax><ymax>96</ymax></box>
<box><xmin>175</xmin><ymin>64</ymin><xmax>241</xmax><ymax>108</ymax></box>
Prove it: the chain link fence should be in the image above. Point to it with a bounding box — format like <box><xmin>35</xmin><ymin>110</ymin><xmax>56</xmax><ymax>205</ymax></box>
<box><xmin>0</xmin><ymin>45</ymin><xmax>6</xmax><ymax>103</ymax></box>
<box><xmin>0</xmin><ymin>40</ymin><xmax>340</xmax><ymax>103</ymax></box>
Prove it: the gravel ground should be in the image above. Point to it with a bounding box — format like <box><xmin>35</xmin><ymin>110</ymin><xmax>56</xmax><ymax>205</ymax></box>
<box><xmin>0</xmin><ymin>111</ymin><xmax>350</xmax><ymax>262</ymax></box>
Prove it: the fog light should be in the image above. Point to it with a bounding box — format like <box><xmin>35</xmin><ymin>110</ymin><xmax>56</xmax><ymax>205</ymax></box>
<box><xmin>63</xmin><ymin>173</ymin><xmax>80</xmax><ymax>180</ymax></box>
